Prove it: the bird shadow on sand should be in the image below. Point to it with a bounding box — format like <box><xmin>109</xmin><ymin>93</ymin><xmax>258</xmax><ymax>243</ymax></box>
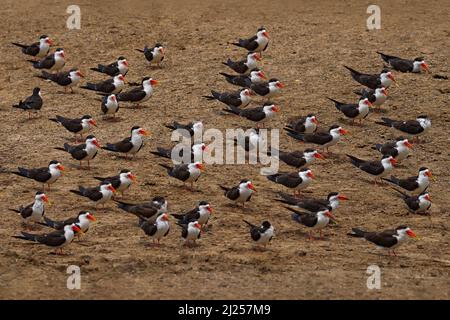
<box><xmin>101</xmin><ymin>117</ymin><xmax>123</xmax><ymax>122</ymax></box>
<box><xmin>371</xmin><ymin>108</ymin><xmax>388</xmax><ymax>114</ymax></box>
<box><xmin>18</xmin><ymin>116</ymin><xmax>41</xmax><ymax>123</ymax></box>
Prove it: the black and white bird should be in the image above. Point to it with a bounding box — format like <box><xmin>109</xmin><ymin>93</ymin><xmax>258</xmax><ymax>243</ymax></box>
<box><xmin>101</xmin><ymin>94</ymin><xmax>119</xmax><ymax>118</ymax></box>
<box><xmin>287</xmin><ymin>207</ymin><xmax>335</xmax><ymax>240</ymax></box>
<box><xmin>136</xmin><ymin>43</ymin><xmax>165</xmax><ymax>66</ymax></box>
<box><xmin>327</xmin><ymin>97</ymin><xmax>371</xmax><ymax>124</ymax></box>
<box><xmin>177</xmin><ymin>221</ymin><xmax>202</xmax><ymax>247</ymax></box>
<box><xmin>70</xmin><ymin>182</ymin><xmax>116</xmax><ymax>207</ymax></box>
<box><xmin>171</xmin><ymin>201</ymin><xmax>213</xmax><ymax>227</ymax></box>
<box><xmin>159</xmin><ymin>162</ymin><xmax>205</xmax><ymax>190</ymax></box>
<box><xmin>204</xmin><ymin>88</ymin><xmax>253</xmax><ymax>108</ymax></box>
<box><xmin>223</xmin><ymin>52</ymin><xmax>261</xmax><ymax>75</ymax></box>
<box><xmin>220</xmin><ymin>69</ymin><xmax>267</xmax><ymax>87</ymax></box>
<box><xmin>81</xmin><ymin>74</ymin><xmax>125</xmax><ymax>94</ymax></box>
<box><xmin>38</xmin><ymin>68</ymin><xmax>84</xmax><ymax>93</ymax></box>
<box><xmin>377</xmin><ymin>52</ymin><xmax>430</xmax><ymax>73</ymax></box>
<box><xmin>268</xmin><ymin>148</ymin><xmax>324</xmax><ymax>168</ymax></box>
<box><xmin>9</xmin><ymin>191</ymin><xmax>49</xmax><ymax>225</ymax></box>
<box><xmin>138</xmin><ymin>213</ymin><xmax>170</xmax><ymax>245</ymax></box>
<box><xmin>220</xmin><ymin>180</ymin><xmax>256</xmax><ymax>207</ymax></box>
<box><xmin>373</xmin><ymin>137</ymin><xmax>413</xmax><ymax>163</ymax></box>
<box><xmin>232</xmin><ymin>27</ymin><xmax>269</xmax><ymax>55</ymax></box>
<box><xmin>250</xmin><ymin>78</ymin><xmax>284</xmax><ymax>99</ymax></box>
<box><xmin>55</xmin><ymin>135</ymin><xmax>100</xmax><ymax>169</ymax></box>
<box><xmin>243</xmin><ymin>220</ymin><xmax>274</xmax><ymax>249</ymax></box>
<box><xmin>151</xmin><ymin>143</ymin><xmax>207</xmax><ymax>163</ymax></box>
<box><xmin>285</xmin><ymin>125</ymin><xmax>348</xmax><ymax>153</ymax></box>
<box><xmin>116</xmin><ymin>77</ymin><xmax>157</xmax><ymax>107</ymax></box>
<box><xmin>285</xmin><ymin>114</ymin><xmax>318</xmax><ymax>134</ymax></box>
<box><xmin>376</xmin><ymin>115</ymin><xmax>431</xmax><ymax>143</ymax></box>
<box><xmin>347</xmin><ymin>154</ymin><xmax>397</xmax><ymax>184</ymax></box>
<box><xmin>383</xmin><ymin>167</ymin><xmax>431</xmax><ymax>194</ymax></box>
<box><xmin>50</xmin><ymin>115</ymin><xmax>97</xmax><ymax>142</ymax></box>
<box><xmin>392</xmin><ymin>189</ymin><xmax>432</xmax><ymax>215</ymax></box>
<box><xmin>266</xmin><ymin>168</ymin><xmax>315</xmax><ymax>196</ymax></box>
<box><xmin>276</xmin><ymin>191</ymin><xmax>348</xmax><ymax>212</ymax></box>
<box><xmin>348</xmin><ymin>225</ymin><xmax>417</xmax><ymax>256</ymax></box>
<box><xmin>39</xmin><ymin>211</ymin><xmax>96</xmax><ymax>234</ymax></box>
<box><xmin>29</xmin><ymin>48</ymin><xmax>66</xmax><ymax>73</ymax></box>
<box><xmin>344</xmin><ymin>66</ymin><xmax>397</xmax><ymax>89</ymax></box>
<box><xmin>233</xmin><ymin>129</ymin><xmax>261</xmax><ymax>152</ymax></box>
<box><xmin>12</xmin><ymin>35</ymin><xmax>53</xmax><ymax>59</ymax></box>
<box><xmin>116</xmin><ymin>196</ymin><xmax>167</xmax><ymax>223</ymax></box>
<box><xmin>90</xmin><ymin>56</ymin><xmax>129</xmax><ymax>76</ymax></box>
<box><xmin>12</xmin><ymin>160</ymin><xmax>64</xmax><ymax>191</ymax></box>
<box><xmin>223</xmin><ymin>103</ymin><xmax>280</xmax><ymax>127</ymax></box>
<box><xmin>12</xmin><ymin>87</ymin><xmax>43</xmax><ymax>118</ymax></box>
<box><xmin>93</xmin><ymin>169</ymin><xmax>137</xmax><ymax>197</ymax></box>
<box><xmin>13</xmin><ymin>223</ymin><xmax>82</xmax><ymax>255</ymax></box>
<box><xmin>353</xmin><ymin>87</ymin><xmax>388</xmax><ymax>107</ymax></box>
<box><xmin>102</xmin><ymin>126</ymin><xmax>149</xmax><ymax>159</ymax></box>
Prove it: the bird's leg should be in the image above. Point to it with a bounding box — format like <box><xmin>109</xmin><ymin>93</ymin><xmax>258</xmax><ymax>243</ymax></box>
<box><xmin>309</xmin><ymin>231</ymin><xmax>314</xmax><ymax>241</ymax></box>
<box><xmin>70</xmin><ymin>87</ymin><xmax>74</xmax><ymax>94</ymax></box>
<box><xmin>87</xmin><ymin>161</ymin><xmax>91</xmax><ymax>170</ymax></box>
<box><xmin>392</xmin><ymin>250</ymin><xmax>397</xmax><ymax>257</ymax></box>
<box><xmin>47</xmin><ymin>184</ymin><xmax>51</xmax><ymax>191</ymax></box>
<box><xmin>320</xmin><ymin>230</ymin><xmax>323</xmax><ymax>240</ymax></box>
<box><xmin>79</xmin><ymin>161</ymin><xmax>83</xmax><ymax>169</ymax></box>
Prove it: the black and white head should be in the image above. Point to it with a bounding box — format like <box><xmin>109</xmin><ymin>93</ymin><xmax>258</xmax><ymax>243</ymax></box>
<box><xmin>418</xmin><ymin>167</ymin><xmax>432</xmax><ymax>178</ymax></box>
<box><xmin>329</xmin><ymin>125</ymin><xmax>348</xmax><ymax>136</ymax></box>
<box><xmin>395</xmin><ymin>225</ymin><xmax>416</xmax><ymax>239</ymax></box>
<box><xmin>114</xmin><ymin>74</ymin><xmax>125</xmax><ymax>84</ymax></box>
<box><xmin>416</xmin><ymin>115</ymin><xmax>431</xmax><ymax>128</ymax></box>
<box><xmin>117</xmin><ymin>56</ymin><xmax>128</xmax><ymax>66</ymax></box>
<box><xmin>239</xmin><ymin>179</ymin><xmax>256</xmax><ymax>192</ymax></box>
<box><xmin>419</xmin><ymin>193</ymin><xmax>432</xmax><ymax>203</ymax></box>
<box><xmin>358</xmin><ymin>97</ymin><xmax>372</xmax><ymax>108</ymax></box>
<box><xmin>299</xmin><ymin>168</ymin><xmax>315</xmax><ymax>180</ymax></box>
<box><xmin>305</xmin><ymin>114</ymin><xmax>318</xmax><ymax>125</ymax></box>
<box><xmin>142</xmin><ymin>76</ymin><xmax>158</xmax><ymax>88</ymax></box>
<box><xmin>261</xmin><ymin>220</ymin><xmax>272</xmax><ymax>230</ymax></box>
<box><xmin>327</xmin><ymin>192</ymin><xmax>348</xmax><ymax>209</ymax></box>
<box><xmin>78</xmin><ymin>211</ymin><xmax>96</xmax><ymax>222</ymax></box>
<box><xmin>100</xmin><ymin>182</ymin><xmax>116</xmax><ymax>193</ymax></box>
<box><xmin>262</xmin><ymin>103</ymin><xmax>280</xmax><ymax>114</ymax></box>
<box><xmin>54</xmin><ymin>48</ymin><xmax>65</xmax><ymax>59</ymax></box>
<box><xmin>256</xmin><ymin>27</ymin><xmax>269</xmax><ymax>39</ymax></box>
<box><xmin>304</xmin><ymin>148</ymin><xmax>323</xmax><ymax>162</ymax></box>
<box><xmin>192</xmin><ymin>143</ymin><xmax>207</xmax><ymax>154</ymax></box>
<box><xmin>413</xmin><ymin>57</ymin><xmax>429</xmax><ymax>72</ymax></box>
<box><xmin>81</xmin><ymin>115</ymin><xmax>96</xmax><ymax>128</ymax></box>
<box><xmin>48</xmin><ymin>160</ymin><xmax>64</xmax><ymax>172</ymax></box>
<box><xmin>39</xmin><ymin>35</ymin><xmax>53</xmax><ymax>46</ymax></box>
<box><xmin>375</xmin><ymin>87</ymin><xmax>388</xmax><ymax>97</ymax></box>
<box><xmin>268</xmin><ymin>78</ymin><xmax>284</xmax><ymax>90</ymax></box>
<box><xmin>106</xmin><ymin>94</ymin><xmax>117</xmax><ymax>104</ymax></box>
<box><xmin>85</xmin><ymin>135</ymin><xmax>100</xmax><ymax>148</ymax></box>
<box><xmin>192</xmin><ymin>121</ymin><xmax>203</xmax><ymax>133</ymax></box>
<box><xmin>119</xmin><ymin>169</ymin><xmax>136</xmax><ymax>182</ymax></box>
<box><xmin>381</xmin><ymin>155</ymin><xmax>397</xmax><ymax>167</ymax></box>
<box><xmin>69</xmin><ymin>68</ymin><xmax>84</xmax><ymax>80</ymax></box>
<box><xmin>198</xmin><ymin>201</ymin><xmax>212</xmax><ymax>213</ymax></box>
<box><xmin>239</xmin><ymin>88</ymin><xmax>253</xmax><ymax>100</ymax></box>
<box><xmin>34</xmin><ymin>191</ymin><xmax>49</xmax><ymax>203</ymax></box>
<box><xmin>188</xmin><ymin>162</ymin><xmax>205</xmax><ymax>172</ymax></box>
<box><xmin>153</xmin><ymin>43</ymin><xmax>165</xmax><ymax>55</ymax></box>
<box><xmin>131</xmin><ymin>126</ymin><xmax>149</xmax><ymax>136</ymax></box>
<box><xmin>395</xmin><ymin>137</ymin><xmax>413</xmax><ymax>149</ymax></box>
<box><xmin>152</xmin><ymin>196</ymin><xmax>167</xmax><ymax>212</ymax></box>
<box><xmin>317</xmin><ymin>207</ymin><xmax>334</xmax><ymax>219</ymax></box>
<box><xmin>249</xmin><ymin>69</ymin><xmax>267</xmax><ymax>83</ymax></box>
<box><xmin>247</xmin><ymin>52</ymin><xmax>261</xmax><ymax>62</ymax></box>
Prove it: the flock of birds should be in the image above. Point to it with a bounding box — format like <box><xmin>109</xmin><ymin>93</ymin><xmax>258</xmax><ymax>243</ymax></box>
<box><xmin>8</xmin><ymin>27</ymin><xmax>435</xmax><ymax>256</ymax></box>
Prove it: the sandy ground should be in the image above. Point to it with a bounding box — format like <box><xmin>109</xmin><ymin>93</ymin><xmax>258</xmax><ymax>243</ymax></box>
<box><xmin>0</xmin><ymin>0</ymin><xmax>449</xmax><ymax>299</ymax></box>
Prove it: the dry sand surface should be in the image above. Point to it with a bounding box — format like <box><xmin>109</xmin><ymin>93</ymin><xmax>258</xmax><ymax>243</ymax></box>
<box><xmin>0</xmin><ymin>0</ymin><xmax>449</xmax><ymax>299</ymax></box>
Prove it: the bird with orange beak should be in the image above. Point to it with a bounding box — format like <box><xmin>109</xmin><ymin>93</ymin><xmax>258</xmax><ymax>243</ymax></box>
<box><xmin>348</xmin><ymin>225</ymin><xmax>418</xmax><ymax>256</ymax></box>
<box><xmin>159</xmin><ymin>162</ymin><xmax>205</xmax><ymax>190</ymax></box>
<box><xmin>138</xmin><ymin>213</ymin><xmax>170</xmax><ymax>246</ymax></box>
<box><xmin>222</xmin><ymin>52</ymin><xmax>261</xmax><ymax>75</ymax></box>
<box><xmin>12</xmin><ymin>34</ymin><xmax>53</xmax><ymax>59</ymax></box>
<box><xmin>38</xmin><ymin>68</ymin><xmax>84</xmax><ymax>93</ymax></box>
<box><xmin>50</xmin><ymin>115</ymin><xmax>97</xmax><ymax>143</ymax></box>
<box><xmin>231</xmin><ymin>27</ymin><xmax>269</xmax><ymax>56</ymax></box>
<box><xmin>377</xmin><ymin>52</ymin><xmax>430</xmax><ymax>73</ymax></box>
<box><xmin>267</xmin><ymin>168</ymin><xmax>315</xmax><ymax>197</ymax></box>
<box><xmin>117</xmin><ymin>77</ymin><xmax>157</xmax><ymax>108</ymax></box>
<box><xmin>12</xmin><ymin>160</ymin><xmax>64</xmax><ymax>191</ymax></box>
<box><xmin>55</xmin><ymin>135</ymin><xmax>100</xmax><ymax>170</ymax></box>
<box><xmin>178</xmin><ymin>221</ymin><xmax>202</xmax><ymax>247</ymax></box>
<box><xmin>102</xmin><ymin>126</ymin><xmax>149</xmax><ymax>159</ymax></box>
<box><xmin>90</xmin><ymin>56</ymin><xmax>129</xmax><ymax>76</ymax></box>
<box><xmin>287</xmin><ymin>207</ymin><xmax>335</xmax><ymax>240</ymax></box>
<box><xmin>220</xmin><ymin>179</ymin><xmax>256</xmax><ymax>208</ymax></box>
<box><xmin>14</xmin><ymin>223</ymin><xmax>82</xmax><ymax>255</ymax></box>
<box><xmin>70</xmin><ymin>182</ymin><xmax>116</xmax><ymax>208</ymax></box>
<box><xmin>9</xmin><ymin>191</ymin><xmax>50</xmax><ymax>227</ymax></box>
<box><xmin>93</xmin><ymin>169</ymin><xmax>137</xmax><ymax>198</ymax></box>
<box><xmin>250</xmin><ymin>78</ymin><xmax>284</xmax><ymax>100</ymax></box>
<box><xmin>383</xmin><ymin>167</ymin><xmax>432</xmax><ymax>194</ymax></box>
<box><xmin>39</xmin><ymin>211</ymin><xmax>96</xmax><ymax>241</ymax></box>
